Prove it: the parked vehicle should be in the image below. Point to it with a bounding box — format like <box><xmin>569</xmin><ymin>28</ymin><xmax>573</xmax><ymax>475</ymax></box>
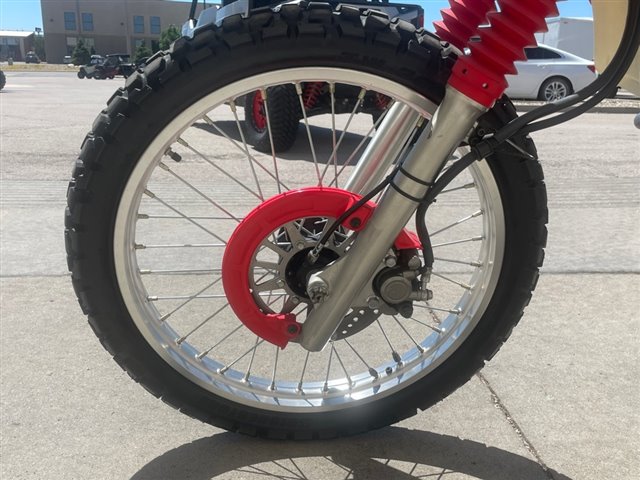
<box><xmin>505</xmin><ymin>44</ymin><xmax>597</xmax><ymax>101</ymax></box>
<box><xmin>63</xmin><ymin>55</ymin><xmax>73</xmax><ymax>64</ymax></box>
<box><xmin>25</xmin><ymin>51</ymin><xmax>40</xmax><ymax>64</ymax></box>
<box><xmin>66</xmin><ymin>0</ymin><xmax>639</xmax><ymax>439</ymax></box>
<box><xmin>223</xmin><ymin>0</ymin><xmax>424</xmax><ymax>152</ymax></box>
<box><xmin>77</xmin><ymin>54</ymin><xmax>136</xmax><ymax>79</ymax></box>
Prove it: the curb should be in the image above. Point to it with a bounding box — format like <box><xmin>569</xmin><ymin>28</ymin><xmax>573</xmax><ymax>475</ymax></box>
<box><xmin>514</xmin><ymin>103</ymin><xmax>639</xmax><ymax>114</ymax></box>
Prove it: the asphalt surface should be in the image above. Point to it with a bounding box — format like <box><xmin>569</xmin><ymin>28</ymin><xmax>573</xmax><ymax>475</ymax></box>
<box><xmin>1</xmin><ymin>72</ymin><xmax>639</xmax><ymax>480</ymax></box>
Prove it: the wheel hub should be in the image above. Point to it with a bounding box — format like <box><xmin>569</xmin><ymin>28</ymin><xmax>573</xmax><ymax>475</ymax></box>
<box><xmin>222</xmin><ymin>187</ymin><xmax>421</xmax><ymax>348</ymax></box>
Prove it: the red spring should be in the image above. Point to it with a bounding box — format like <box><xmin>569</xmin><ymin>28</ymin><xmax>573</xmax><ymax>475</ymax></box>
<box><xmin>438</xmin><ymin>0</ymin><xmax>559</xmax><ymax>107</ymax></box>
<box><xmin>302</xmin><ymin>82</ymin><xmax>324</xmax><ymax>110</ymax></box>
<box><xmin>433</xmin><ymin>0</ymin><xmax>496</xmax><ymax>50</ymax></box>
<box><xmin>374</xmin><ymin>93</ymin><xmax>391</xmax><ymax>110</ymax></box>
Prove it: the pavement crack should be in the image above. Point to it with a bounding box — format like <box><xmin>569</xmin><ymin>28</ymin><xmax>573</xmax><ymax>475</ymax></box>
<box><xmin>476</xmin><ymin>372</ymin><xmax>557</xmax><ymax>480</ymax></box>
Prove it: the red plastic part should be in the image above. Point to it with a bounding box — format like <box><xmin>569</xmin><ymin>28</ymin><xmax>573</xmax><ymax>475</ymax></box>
<box><xmin>302</xmin><ymin>82</ymin><xmax>324</xmax><ymax>110</ymax></box>
<box><xmin>222</xmin><ymin>187</ymin><xmax>421</xmax><ymax>348</ymax></box>
<box><xmin>436</xmin><ymin>0</ymin><xmax>560</xmax><ymax>107</ymax></box>
<box><xmin>251</xmin><ymin>90</ymin><xmax>267</xmax><ymax>131</ymax></box>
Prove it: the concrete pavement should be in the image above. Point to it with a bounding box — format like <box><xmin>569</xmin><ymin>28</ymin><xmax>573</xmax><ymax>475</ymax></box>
<box><xmin>1</xmin><ymin>72</ymin><xmax>638</xmax><ymax>479</ymax></box>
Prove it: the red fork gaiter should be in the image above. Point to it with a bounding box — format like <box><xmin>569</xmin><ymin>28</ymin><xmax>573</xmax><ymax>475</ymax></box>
<box><xmin>435</xmin><ymin>0</ymin><xmax>560</xmax><ymax>107</ymax></box>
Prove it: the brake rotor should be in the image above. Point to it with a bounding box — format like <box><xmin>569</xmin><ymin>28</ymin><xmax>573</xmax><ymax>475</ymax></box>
<box><xmin>222</xmin><ymin>187</ymin><xmax>420</xmax><ymax>348</ymax></box>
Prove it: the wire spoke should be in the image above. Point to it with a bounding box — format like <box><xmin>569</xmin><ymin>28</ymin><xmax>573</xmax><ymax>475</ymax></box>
<box><xmin>331</xmin><ymin>343</ymin><xmax>353</xmax><ymax>387</ymax></box>
<box><xmin>143</xmin><ymin>189</ymin><xmax>228</xmax><ymax>244</ymax></box>
<box><xmin>343</xmin><ymin>338</ymin><xmax>379</xmax><ymax>379</ymax></box>
<box><xmin>392</xmin><ymin>316</ymin><xmax>425</xmax><ymax>353</ymax></box>
<box><xmin>135</xmin><ymin>243</ymin><xmax>225</xmax><ymax>249</ymax></box>
<box><xmin>177</xmin><ymin>136</ymin><xmax>262</xmax><ymax>200</ymax></box>
<box><xmin>376</xmin><ymin>319</ymin><xmax>402</xmax><ymax>364</ymax></box>
<box><xmin>243</xmin><ymin>336</ymin><xmax>261</xmax><ymax>381</ymax></box>
<box><xmin>320</xmin><ymin>87</ymin><xmax>366</xmax><ymax>184</ymax></box>
<box><xmin>431</xmin><ymin>271</ymin><xmax>472</xmax><ymax>290</ymax></box>
<box><xmin>430</xmin><ymin>210</ymin><xmax>483</xmax><ymax>237</ymax></box>
<box><xmin>220</xmin><ymin>339</ymin><xmax>265</xmax><ymax>374</ymax></box>
<box><xmin>229</xmin><ymin>100</ymin><xmax>264</xmax><ymax>200</ymax></box>
<box><xmin>407</xmin><ymin>316</ymin><xmax>444</xmax><ymax>334</ymax></box>
<box><xmin>259</xmin><ymin>88</ymin><xmax>284</xmax><ymax>194</ymax></box>
<box><xmin>196</xmin><ymin>323</ymin><xmax>244</xmax><ymax>359</ymax></box>
<box><xmin>329</xmin><ymin>107</ymin><xmax>390</xmax><ymax>187</ymax></box>
<box><xmin>433</xmin><ymin>257</ymin><xmax>483</xmax><ymax>267</ymax></box>
<box><xmin>158</xmin><ymin>161</ymin><xmax>242</xmax><ymax>222</ymax></box>
<box><xmin>439</xmin><ymin>182</ymin><xmax>475</xmax><ymax>194</ymax></box>
<box><xmin>294</xmin><ymin>82</ymin><xmax>322</xmax><ymax>186</ymax></box>
<box><xmin>269</xmin><ymin>346</ymin><xmax>280</xmax><ymax>390</ymax></box>
<box><xmin>160</xmin><ymin>277</ymin><xmax>222</xmax><ymax>322</ymax></box>
<box><xmin>297</xmin><ymin>350</ymin><xmax>310</xmax><ymax>392</ymax></box>
<box><xmin>177</xmin><ymin>303</ymin><xmax>229</xmax><ymax>344</ymax></box>
<box><xmin>201</xmin><ymin>114</ymin><xmax>290</xmax><ymax>192</ymax></box>
<box><xmin>431</xmin><ymin>236</ymin><xmax>484</xmax><ymax>248</ymax></box>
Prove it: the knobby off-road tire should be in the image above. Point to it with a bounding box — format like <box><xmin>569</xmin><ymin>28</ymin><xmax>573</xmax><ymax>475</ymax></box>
<box><xmin>65</xmin><ymin>3</ymin><xmax>547</xmax><ymax>439</ymax></box>
<box><xmin>244</xmin><ymin>85</ymin><xmax>300</xmax><ymax>153</ymax></box>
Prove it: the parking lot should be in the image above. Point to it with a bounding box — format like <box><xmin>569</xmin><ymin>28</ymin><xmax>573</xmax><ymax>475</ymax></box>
<box><xmin>1</xmin><ymin>71</ymin><xmax>638</xmax><ymax>479</ymax></box>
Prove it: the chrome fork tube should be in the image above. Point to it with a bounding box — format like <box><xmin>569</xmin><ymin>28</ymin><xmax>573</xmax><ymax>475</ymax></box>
<box><xmin>344</xmin><ymin>102</ymin><xmax>422</xmax><ymax>195</ymax></box>
<box><xmin>299</xmin><ymin>87</ymin><xmax>487</xmax><ymax>352</ymax></box>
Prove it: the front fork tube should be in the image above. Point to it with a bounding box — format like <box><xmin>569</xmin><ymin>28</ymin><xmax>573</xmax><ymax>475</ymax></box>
<box><xmin>299</xmin><ymin>86</ymin><xmax>488</xmax><ymax>352</ymax></box>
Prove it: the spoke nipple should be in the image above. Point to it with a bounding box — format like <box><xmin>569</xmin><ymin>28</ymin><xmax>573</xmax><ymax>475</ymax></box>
<box><xmin>369</xmin><ymin>368</ymin><xmax>379</xmax><ymax>379</ymax></box>
<box><xmin>385</xmin><ymin>366</ymin><xmax>393</xmax><ymax>375</ymax></box>
<box><xmin>392</xmin><ymin>351</ymin><xmax>402</xmax><ymax>363</ymax></box>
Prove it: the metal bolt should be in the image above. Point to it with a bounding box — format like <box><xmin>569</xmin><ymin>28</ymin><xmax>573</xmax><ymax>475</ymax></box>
<box><xmin>276</xmin><ymin>279</ymin><xmax>285</xmax><ymax>288</ymax></box>
<box><xmin>296</xmin><ymin>241</ymin><xmax>305</xmax><ymax>250</ymax></box>
<box><xmin>287</xmin><ymin>324</ymin><xmax>299</xmax><ymax>335</ymax></box>
<box><xmin>384</xmin><ymin>254</ymin><xmax>397</xmax><ymax>268</ymax></box>
<box><xmin>408</xmin><ymin>255</ymin><xmax>421</xmax><ymax>270</ymax></box>
<box><xmin>349</xmin><ymin>217</ymin><xmax>361</xmax><ymax>228</ymax></box>
<box><xmin>291</xmin><ymin>296</ymin><xmax>300</xmax><ymax>304</ymax></box>
<box><xmin>367</xmin><ymin>296</ymin><xmax>381</xmax><ymax>309</ymax></box>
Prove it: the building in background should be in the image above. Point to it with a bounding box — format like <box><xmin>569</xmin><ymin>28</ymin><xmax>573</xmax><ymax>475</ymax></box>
<box><xmin>0</xmin><ymin>31</ymin><xmax>36</xmax><ymax>61</ymax></box>
<box><xmin>40</xmin><ymin>0</ymin><xmax>208</xmax><ymax>63</ymax></box>
<box><xmin>535</xmin><ymin>17</ymin><xmax>594</xmax><ymax>61</ymax></box>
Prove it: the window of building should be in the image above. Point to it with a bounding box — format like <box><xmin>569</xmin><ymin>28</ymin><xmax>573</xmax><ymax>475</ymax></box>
<box><xmin>66</xmin><ymin>36</ymin><xmax>77</xmax><ymax>55</ymax></box>
<box><xmin>133</xmin><ymin>15</ymin><xmax>144</xmax><ymax>34</ymax></box>
<box><xmin>64</xmin><ymin>12</ymin><xmax>77</xmax><ymax>31</ymax></box>
<box><xmin>82</xmin><ymin>13</ymin><xmax>94</xmax><ymax>32</ymax></box>
<box><xmin>150</xmin><ymin>16</ymin><xmax>161</xmax><ymax>35</ymax></box>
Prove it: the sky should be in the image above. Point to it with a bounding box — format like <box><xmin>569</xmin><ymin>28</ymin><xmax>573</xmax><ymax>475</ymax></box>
<box><xmin>0</xmin><ymin>0</ymin><xmax>594</xmax><ymax>32</ymax></box>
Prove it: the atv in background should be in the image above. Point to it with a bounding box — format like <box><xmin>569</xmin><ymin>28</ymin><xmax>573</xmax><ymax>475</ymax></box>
<box><xmin>186</xmin><ymin>0</ymin><xmax>424</xmax><ymax>152</ymax></box>
<box><xmin>78</xmin><ymin>54</ymin><xmax>136</xmax><ymax>79</ymax></box>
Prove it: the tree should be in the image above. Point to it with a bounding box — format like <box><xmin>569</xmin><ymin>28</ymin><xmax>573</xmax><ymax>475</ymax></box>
<box><xmin>159</xmin><ymin>25</ymin><xmax>181</xmax><ymax>50</ymax></box>
<box><xmin>71</xmin><ymin>38</ymin><xmax>91</xmax><ymax>65</ymax></box>
<box><xmin>33</xmin><ymin>34</ymin><xmax>46</xmax><ymax>62</ymax></box>
<box><xmin>134</xmin><ymin>40</ymin><xmax>153</xmax><ymax>63</ymax></box>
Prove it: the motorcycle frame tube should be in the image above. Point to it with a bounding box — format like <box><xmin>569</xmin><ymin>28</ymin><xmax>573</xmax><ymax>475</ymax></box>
<box><xmin>299</xmin><ymin>86</ymin><xmax>488</xmax><ymax>352</ymax></box>
<box><xmin>344</xmin><ymin>102</ymin><xmax>422</xmax><ymax>195</ymax></box>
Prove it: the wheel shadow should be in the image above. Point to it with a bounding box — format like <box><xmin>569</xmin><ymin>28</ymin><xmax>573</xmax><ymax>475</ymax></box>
<box><xmin>131</xmin><ymin>427</ymin><xmax>573</xmax><ymax>480</ymax></box>
<box><xmin>193</xmin><ymin>120</ymin><xmax>368</xmax><ymax>165</ymax></box>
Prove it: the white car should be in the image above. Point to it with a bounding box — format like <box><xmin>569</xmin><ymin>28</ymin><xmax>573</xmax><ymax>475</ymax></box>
<box><xmin>506</xmin><ymin>44</ymin><xmax>597</xmax><ymax>101</ymax></box>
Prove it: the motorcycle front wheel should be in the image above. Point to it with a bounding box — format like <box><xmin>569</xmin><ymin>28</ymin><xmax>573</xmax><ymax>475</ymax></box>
<box><xmin>66</xmin><ymin>3</ymin><xmax>547</xmax><ymax>439</ymax></box>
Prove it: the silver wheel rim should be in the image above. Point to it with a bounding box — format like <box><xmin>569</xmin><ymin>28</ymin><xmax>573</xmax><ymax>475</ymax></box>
<box><xmin>544</xmin><ymin>80</ymin><xmax>568</xmax><ymax>101</ymax></box>
<box><xmin>114</xmin><ymin>68</ymin><xmax>505</xmax><ymax>412</ymax></box>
